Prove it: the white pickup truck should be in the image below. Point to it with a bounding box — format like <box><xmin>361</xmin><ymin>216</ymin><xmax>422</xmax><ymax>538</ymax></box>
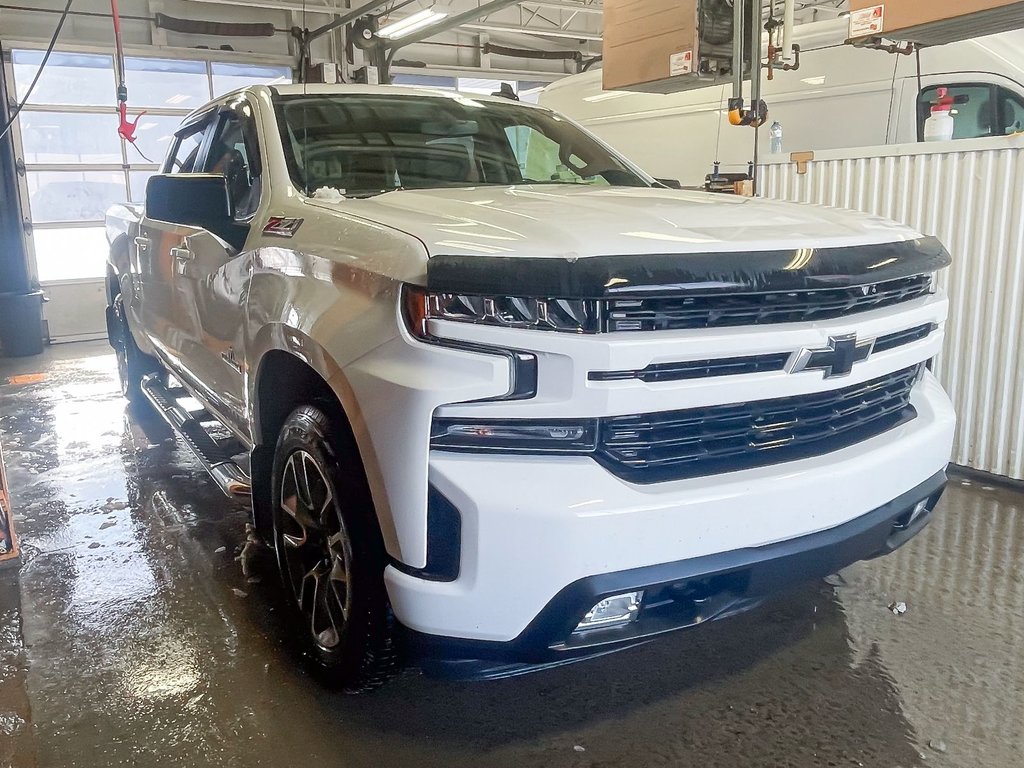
<box><xmin>105</xmin><ymin>84</ymin><xmax>956</xmax><ymax>689</ymax></box>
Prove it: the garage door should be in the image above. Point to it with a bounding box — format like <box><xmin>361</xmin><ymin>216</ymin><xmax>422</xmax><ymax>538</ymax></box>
<box><xmin>6</xmin><ymin>50</ymin><xmax>290</xmax><ymax>342</ymax></box>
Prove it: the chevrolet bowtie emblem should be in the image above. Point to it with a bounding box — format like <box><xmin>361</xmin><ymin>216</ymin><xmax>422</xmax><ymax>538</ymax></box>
<box><xmin>788</xmin><ymin>333</ymin><xmax>875</xmax><ymax>378</ymax></box>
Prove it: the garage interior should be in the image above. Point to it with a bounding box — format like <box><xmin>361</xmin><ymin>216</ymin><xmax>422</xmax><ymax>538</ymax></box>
<box><xmin>1</xmin><ymin>1</ymin><xmax>1023</xmax><ymax>766</ymax></box>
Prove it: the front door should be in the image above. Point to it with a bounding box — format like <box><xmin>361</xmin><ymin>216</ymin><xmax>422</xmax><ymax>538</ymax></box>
<box><xmin>168</xmin><ymin>104</ymin><xmax>262</xmax><ymax>437</ymax></box>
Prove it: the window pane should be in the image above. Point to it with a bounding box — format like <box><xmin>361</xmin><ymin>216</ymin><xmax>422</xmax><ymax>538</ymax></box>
<box><xmin>124</xmin><ymin>57</ymin><xmax>210</xmax><ymax>109</ymax></box>
<box><xmin>129</xmin><ymin>171</ymin><xmax>159</xmax><ymax>202</ymax></box>
<box><xmin>19</xmin><ymin>111</ymin><xmax>123</xmax><ymax>163</ymax></box>
<box><xmin>458</xmin><ymin>78</ymin><xmax>514</xmax><ymax>96</ymax></box>
<box><xmin>128</xmin><ymin>114</ymin><xmax>187</xmax><ymax>166</ymax></box>
<box><xmin>212</xmin><ymin>62</ymin><xmax>291</xmax><ymax>97</ymax></box>
<box><xmin>33</xmin><ymin>226</ymin><xmax>109</xmax><ymax>281</ymax></box>
<box><xmin>392</xmin><ymin>74</ymin><xmax>456</xmax><ymax>89</ymax></box>
<box><xmin>1000</xmin><ymin>89</ymin><xmax>1024</xmax><ymax>135</ymax></box>
<box><xmin>11</xmin><ymin>50</ymin><xmax>113</xmax><ymax>105</ymax></box>
<box><xmin>203</xmin><ymin>115</ymin><xmax>260</xmax><ymax>217</ymax></box>
<box><xmin>27</xmin><ymin>171</ymin><xmax>127</xmax><ymax>223</ymax></box>
<box><xmin>919</xmin><ymin>85</ymin><xmax>994</xmax><ymax>139</ymax></box>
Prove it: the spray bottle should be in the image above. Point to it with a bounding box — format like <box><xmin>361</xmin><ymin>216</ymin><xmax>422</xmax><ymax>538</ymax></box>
<box><xmin>924</xmin><ymin>87</ymin><xmax>955</xmax><ymax>142</ymax></box>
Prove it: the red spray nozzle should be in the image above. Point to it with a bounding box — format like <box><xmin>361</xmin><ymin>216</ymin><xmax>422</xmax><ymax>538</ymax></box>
<box><xmin>117</xmin><ymin>102</ymin><xmax>146</xmax><ymax>143</ymax></box>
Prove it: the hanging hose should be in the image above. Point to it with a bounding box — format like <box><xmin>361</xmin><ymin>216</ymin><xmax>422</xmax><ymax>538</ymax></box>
<box><xmin>110</xmin><ymin>0</ymin><xmax>151</xmax><ymax>161</ymax></box>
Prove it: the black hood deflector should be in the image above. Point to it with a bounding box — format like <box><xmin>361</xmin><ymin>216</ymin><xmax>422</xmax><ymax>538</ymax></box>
<box><xmin>425</xmin><ymin>237</ymin><xmax>951</xmax><ymax>298</ymax></box>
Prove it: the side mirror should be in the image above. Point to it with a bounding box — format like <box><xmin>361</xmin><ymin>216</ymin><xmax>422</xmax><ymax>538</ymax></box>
<box><xmin>655</xmin><ymin>177</ymin><xmax>682</xmax><ymax>189</ymax></box>
<box><xmin>146</xmin><ymin>173</ymin><xmax>233</xmax><ymax>229</ymax></box>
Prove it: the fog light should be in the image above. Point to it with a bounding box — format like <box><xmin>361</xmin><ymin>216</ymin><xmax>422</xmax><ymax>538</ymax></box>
<box><xmin>574</xmin><ymin>591</ymin><xmax>643</xmax><ymax>632</ymax></box>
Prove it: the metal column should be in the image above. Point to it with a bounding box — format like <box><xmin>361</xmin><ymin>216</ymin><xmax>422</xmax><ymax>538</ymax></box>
<box><xmin>0</xmin><ymin>43</ymin><xmax>44</xmax><ymax>357</ymax></box>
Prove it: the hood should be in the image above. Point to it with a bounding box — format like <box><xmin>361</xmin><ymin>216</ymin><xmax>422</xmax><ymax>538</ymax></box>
<box><xmin>312</xmin><ymin>185</ymin><xmax>920</xmax><ymax>259</ymax></box>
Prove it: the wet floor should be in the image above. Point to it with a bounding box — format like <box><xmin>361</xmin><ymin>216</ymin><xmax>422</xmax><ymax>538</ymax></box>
<box><xmin>0</xmin><ymin>341</ymin><xmax>1022</xmax><ymax>768</ymax></box>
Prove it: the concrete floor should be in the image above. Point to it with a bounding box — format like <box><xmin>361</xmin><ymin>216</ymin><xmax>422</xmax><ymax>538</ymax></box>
<box><xmin>0</xmin><ymin>342</ymin><xmax>1022</xmax><ymax>768</ymax></box>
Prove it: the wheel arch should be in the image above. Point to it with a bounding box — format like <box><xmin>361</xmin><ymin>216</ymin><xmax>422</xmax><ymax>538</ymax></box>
<box><xmin>106</xmin><ymin>232</ymin><xmax>132</xmax><ymax>303</ymax></box>
<box><xmin>248</xmin><ymin>331</ymin><xmax>398</xmax><ymax>556</ymax></box>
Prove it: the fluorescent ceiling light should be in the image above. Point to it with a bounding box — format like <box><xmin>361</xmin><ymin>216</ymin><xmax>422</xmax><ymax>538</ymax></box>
<box><xmin>378</xmin><ymin>9</ymin><xmax>448</xmax><ymax>40</ymax></box>
<box><xmin>165</xmin><ymin>94</ymin><xmax>190</xmax><ymax>105</ymax></box>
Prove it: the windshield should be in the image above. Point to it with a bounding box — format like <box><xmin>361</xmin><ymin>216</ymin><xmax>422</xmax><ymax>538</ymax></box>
<box><xmin>273</xmin><ymin>92</ymin><xmax>650</xmax><ymax>197</ymax></box>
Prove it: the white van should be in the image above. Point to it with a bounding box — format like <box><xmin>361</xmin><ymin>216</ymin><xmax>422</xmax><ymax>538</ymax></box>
<box><xmin>540</xmin><ymin>18</ymin><xmax>1024</xmax><ymax>186</ymax></box>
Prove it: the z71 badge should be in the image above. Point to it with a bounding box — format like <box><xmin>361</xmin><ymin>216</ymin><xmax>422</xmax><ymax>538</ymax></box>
<box><xmin>263</xmin><ymin>216</ymin><xmax>303</xmax><ymax>237</ymax></box>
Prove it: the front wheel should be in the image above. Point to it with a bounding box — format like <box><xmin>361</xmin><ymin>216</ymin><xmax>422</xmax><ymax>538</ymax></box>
<box><xmin>270</xmin><ymin>404</ymin><xmax>395</xmax><ymax>691</ymax></box>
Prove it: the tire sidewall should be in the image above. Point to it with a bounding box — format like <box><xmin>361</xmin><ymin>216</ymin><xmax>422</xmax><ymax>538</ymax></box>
<box><xmin>270</xmin><ymin>404</ymin><xmax>388</xmax><ymax>682</ymax></box>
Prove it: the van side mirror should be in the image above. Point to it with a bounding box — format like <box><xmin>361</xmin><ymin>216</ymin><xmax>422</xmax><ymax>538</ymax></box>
<box><xmin>146</xmin><ymin>173</ymin><xmax>233</xmax><ymax>229</ymax></box>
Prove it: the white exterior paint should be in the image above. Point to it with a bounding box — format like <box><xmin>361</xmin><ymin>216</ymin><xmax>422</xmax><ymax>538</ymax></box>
<box><xmin>392</xmin><ymin>373</ymin><xmax>954</xmax><ymax>641</ymax></box>
<box><xmin>107</xmin><ymin>84</ymin><xmax>957</xmax><ymax>643</ymax></box>
<box><xmin>761</xmin><ymin>134</ymin><xmax>1024</xmax><ymax>481</ymax></box>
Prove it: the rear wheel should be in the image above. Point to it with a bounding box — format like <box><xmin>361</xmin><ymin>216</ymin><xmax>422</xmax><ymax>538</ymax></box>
<box><xmin>109</xmin><ymin>296</ymin><xmax>154</xmax><ymax>402</ymax></box>
<box><xmin>270</xmin><ymin>404</ymin><xmax>395</xmax><ymax>691</ymax></box>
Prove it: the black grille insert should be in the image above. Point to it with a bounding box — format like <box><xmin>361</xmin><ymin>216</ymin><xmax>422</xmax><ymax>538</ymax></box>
<box><xmin>597</xmin><ymin>365</ymin><xmax>921</xmax><ymax>483</ymax></box>
<box><xmin>589</xmin><ymin>353</ymin><xmax>792</xmax><ymax>383</ymax></box>
<box><xmin>604</xmin><ymin>275</ymin><xmax>933</xmax><ymax>332</ymax></box>
<box><xmin>589</xmin><ymin>324</ymin><xmax>937</xmax><ymax>384</ymax></box>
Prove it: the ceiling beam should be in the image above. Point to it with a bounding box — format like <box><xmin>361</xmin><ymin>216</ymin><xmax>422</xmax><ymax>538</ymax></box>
<box><xmin>521</xmin><ymin>1</ymin><xmax>603</xmax><ymax>13</ymax></box>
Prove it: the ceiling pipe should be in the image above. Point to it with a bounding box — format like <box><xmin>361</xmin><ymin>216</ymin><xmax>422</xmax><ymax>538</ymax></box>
<box><xmin>461</xmin><ymin>21</ymin><xmax>600</xmax><ymax>41</ymax></box>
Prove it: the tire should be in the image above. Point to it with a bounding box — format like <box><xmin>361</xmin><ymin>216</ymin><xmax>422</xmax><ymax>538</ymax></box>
<box><xmin>109</xmin><ymin>296</ymin><xmax>154</xmax><ymax>402</ymax></box>
<box><xmin>270</xmin><ymin>404</ymin><xmax>395</xmax><ymax>691</ymax></box>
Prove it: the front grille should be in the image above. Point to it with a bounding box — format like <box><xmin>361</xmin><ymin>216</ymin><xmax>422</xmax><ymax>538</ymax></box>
<box><xmin>589</xmin><ymin>352</ymin><xmax>791</xmax><ymax>383</ymax></box>
<box><xmin>604</xmin><ymin>274</ymin><xmax>933</xmax><ymax>332</ymax></box>
<box><xmin>597</xmin><ymin>365</ymin><xmax>921</xmax><ymax>483</ymax></box>
<box><xmin>588</xmin><ymin>323</ymin><xmax>937</xmax><ymax>384</ymax></box>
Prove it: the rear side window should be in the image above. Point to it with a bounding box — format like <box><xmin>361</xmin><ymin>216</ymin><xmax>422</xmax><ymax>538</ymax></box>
<box><xmin>918</xmin><ymin>84</ymin><xmax>1024</xmax><ymax>140</ymax></box>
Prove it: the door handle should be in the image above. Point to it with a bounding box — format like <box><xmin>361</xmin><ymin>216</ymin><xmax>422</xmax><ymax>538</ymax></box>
<box><xmin>171</xmin><ymin>247</ymin><xmax>194</xmax><ymax>262</ymax></box>
<box><xmin>134</xmin><ymin>236</ymin><xmax>150</xmax><ymax>252</ymax></box>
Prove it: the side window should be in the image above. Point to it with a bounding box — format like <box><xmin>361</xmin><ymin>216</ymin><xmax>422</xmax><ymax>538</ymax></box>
<box><xmin>918</xmin><ymin>84</ymin><xmax>996</xmax><ymax>140</ymax></box>
<box><xmin>998</xmin><ymin>88</ymin><xmax>1024</xmax><ymax>135</ymax></box>
<box><xmin>164</xmin><ymin>123</ymin><xmax>207</xmax><ymax>174</ymax></box>
<box><xmin>200</xmin><ymin>110</ymin><xmax>261</xmax><ymax>219</ymax></box>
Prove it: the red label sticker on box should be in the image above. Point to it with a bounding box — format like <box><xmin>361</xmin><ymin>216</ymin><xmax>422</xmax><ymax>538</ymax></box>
<box><xmin>849</xmin><ymin>4</ymin><xmax>884</xmax><ymax>37</ymax></box>
<box><xmin>670</xmin><ymin>50</ymin><xmax>693</xmax><ymax>77</ymax></box>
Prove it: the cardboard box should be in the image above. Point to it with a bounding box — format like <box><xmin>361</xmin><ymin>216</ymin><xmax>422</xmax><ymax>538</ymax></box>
<box><xmin>849</xmin><ymin>0</ymin><xmax>1024</xmax><ymax>46</ymax></box>
<box><xmin>603</xmin><ymin>0</ymin><xmax>700</xmax><ymax>91</ymax></box>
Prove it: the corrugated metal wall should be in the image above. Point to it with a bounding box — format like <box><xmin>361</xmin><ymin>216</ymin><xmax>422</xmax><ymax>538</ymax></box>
<box><xmin>761</xmin><ymin>138</ymin><xmax>1024</xmax><ymax>480</ymax></box>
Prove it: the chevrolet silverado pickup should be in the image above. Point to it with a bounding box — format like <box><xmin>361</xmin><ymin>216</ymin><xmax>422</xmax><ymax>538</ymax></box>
<box><xmin>105</xmin><ymin>84</ymin><xmax>956</xmax><ymax>689</ymax></box>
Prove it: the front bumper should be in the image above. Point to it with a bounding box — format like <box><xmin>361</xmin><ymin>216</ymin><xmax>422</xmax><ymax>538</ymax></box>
<box><xmin>408</xmin><ymin>469</ymin><xmax>946</xmax><ymax>679</ymax></box>
<box><xmin>384</xmin><ymin>372</ymin><xmax>955</xmax><ymax>650</ymax></box>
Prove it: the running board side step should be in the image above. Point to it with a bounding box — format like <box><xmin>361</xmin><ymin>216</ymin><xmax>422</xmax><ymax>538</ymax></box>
<box><xmin>141</xmin><ymin>373</ymin><xmax>253</xmax><ymax>500</ymax></box>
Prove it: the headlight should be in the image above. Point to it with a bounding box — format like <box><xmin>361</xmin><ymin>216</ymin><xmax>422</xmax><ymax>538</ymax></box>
<box><xmin>431</xmin><ymin>418</ymin><xmax>598</xmax><ymax>453</ymax></box>
<box><xmin>403</xmin><ymin>285</ymin><xmax>599</xmax><ymax>337</ymax></box>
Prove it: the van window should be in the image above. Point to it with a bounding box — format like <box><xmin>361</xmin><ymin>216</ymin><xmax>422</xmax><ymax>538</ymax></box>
<box><xmin>1000</xmin><ymin>89</ymin><xmax>1024</xmax><ymax>135</ymax></box>
<box><xmin>918</xmin><ymin>84</ymin><xmax>1024</xmax><ymax>140</ymax></box>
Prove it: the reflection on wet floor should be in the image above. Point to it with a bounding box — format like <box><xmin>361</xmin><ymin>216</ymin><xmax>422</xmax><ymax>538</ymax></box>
<box><xmin>0</xmin><ymin>341</ymin><xmax>1021</xmax><ymax>767</ymax></box>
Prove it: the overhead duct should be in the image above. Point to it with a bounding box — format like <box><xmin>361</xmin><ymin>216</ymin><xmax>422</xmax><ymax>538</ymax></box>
<box><xmin>154</xmin><ymin>13</ymin><xmax>275</xmax><ymax>37</ymax></box>
<box><xmin>482</xmin><ymin>42</ymin><xmax>582</xmax><ymax>61</ymax></box>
